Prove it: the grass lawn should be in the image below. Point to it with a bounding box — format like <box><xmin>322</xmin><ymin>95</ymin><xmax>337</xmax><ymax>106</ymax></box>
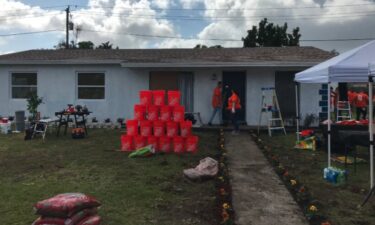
<box><xmin>260</xmin><ymin>132</ymin><xmax>375</xmax><ymax>225</ymax></box>
<box><xmin>0</xmin><ymin>129</ymin><xmax>218</xmax><ymax>225</ymax></box>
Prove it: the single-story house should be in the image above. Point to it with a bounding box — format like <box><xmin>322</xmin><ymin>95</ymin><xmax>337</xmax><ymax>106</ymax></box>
<box><xmin>0</xmin><ymin>47</ymin><xmax>334</xmax><ymax>125</ymax></box>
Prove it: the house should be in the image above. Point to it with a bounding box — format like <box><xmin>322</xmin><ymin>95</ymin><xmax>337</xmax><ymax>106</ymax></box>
<box><xmin>0</xmin><ymin>47</ymin><xmax>334</xmax><ymax>125</ymax></box>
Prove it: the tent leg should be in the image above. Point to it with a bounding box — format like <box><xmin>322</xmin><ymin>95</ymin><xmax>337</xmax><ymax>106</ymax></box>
<box><xmin>295</xmin><ymin>82</ymin><xmax>300</xmax><ymax>142</ymax></box>
<box><xmin>369</xmin><ymin>75</ymin><xmax>374</xmax><ymax>189</ymax></box>
<box><xmin>327</xmin><ymin>82</ymin><xmax>331</xmax><ymax>168</ymax></box>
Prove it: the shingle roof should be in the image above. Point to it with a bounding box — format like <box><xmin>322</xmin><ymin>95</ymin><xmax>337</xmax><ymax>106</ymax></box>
<box><xmin>0</xmin><ymin>47</ymin><xmax>334</xmax><ymax>66</ymax></box>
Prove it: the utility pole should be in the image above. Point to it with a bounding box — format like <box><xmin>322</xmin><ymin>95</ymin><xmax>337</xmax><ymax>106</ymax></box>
<box><xmin>65</xmin><ymin>5</ymin><xmax>70</xmax><ymax>49</ymax></box>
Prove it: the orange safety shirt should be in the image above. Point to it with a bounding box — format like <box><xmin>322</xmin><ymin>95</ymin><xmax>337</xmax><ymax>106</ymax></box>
<box><xmin>348</xmin><ymin>91</ymin><xmax>356</xmax><ymax>105</ymax></box>
<box><xmin>354</xmin><ymin>92</ymin><xmax>368</xmax><ymax>108</ymax></box>
<box><xmin>227</xmin><ymin>93</ymin><xmax>241</xmax><ymax>110</ymax></box>
<box><xmin>212</xmin><ymin>87</ymin><xmax>222</xmax><ymax>108</ymax></box>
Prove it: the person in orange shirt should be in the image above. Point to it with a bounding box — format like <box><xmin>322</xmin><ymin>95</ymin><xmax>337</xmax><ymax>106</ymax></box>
<box><xmin>354</xmin><ymin>91</ymin><xmax>368</xmax><ymax>120</ymax></box>
<box><xmin>208</xmin><ymin>81</ymin><xmax>223</xmax><ymax>126</ymax></box>
<box><xmin>227</xmin><ymin>89</ymin><xmax>241</xmax><ymax>134</ymax></box>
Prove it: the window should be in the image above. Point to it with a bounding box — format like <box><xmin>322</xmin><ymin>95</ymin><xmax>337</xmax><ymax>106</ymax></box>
<box><xmin>11</xmin><ymin>73</ymin><xmax>37</xmax><ymax>99</ymax></box>
<box><xmin>77</xmin><ymin>73</ymin><xmax>105</xmax><ymax>99</ymax></box>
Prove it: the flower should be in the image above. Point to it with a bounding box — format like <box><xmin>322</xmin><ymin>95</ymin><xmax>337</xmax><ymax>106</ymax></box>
<box><xmin>321</xmin><ymin>221</ymin><xmax>331</xmax><ymax>225</ymax></box>
<box><xmin>309</xmin><ymin>205</ymin><xmax>318</xmax><ymax>212</ymax></box>
<box><xmin>283</xmin><ymin>171</ymin><xmax>289</xmax><ymax>177</ymax></box>
<box><xmin>222</xmin><ymin>210</ymin><xmax>229</xmax><ymax>221</ymax></box>
<box><xmin>290</xmin><ymin>180</ymin><xmax>297</xmax><ymax>186</ymax></box>
<box><xmin>220</xmin><ymin>188</ymin><xmax>226</xmax><ymax>195</ymax></box>
<box><xmin>218</xmin><ymin>176</ymin><xmax>224</xmax><ymax>182</ymax></box>
<box><xmin>223</xmin><ymin>203</ymin><xmax>230</xmax><ymax>209</ymax></box>
<box><xmin>299</xmin><ymin>186</ymin><xmax>306</xmax><ymax>193</ymax></box>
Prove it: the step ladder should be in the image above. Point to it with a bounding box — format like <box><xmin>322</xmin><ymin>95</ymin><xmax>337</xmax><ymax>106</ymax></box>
<box><xmin>336</xmin><ymin>101</ymin><xmax>352</xmax><ymax>121</ymax></box>
<box><xmin>257</xmin><ymin>87</ymin><xmax>286</xmax><ymax>136</ymax></box>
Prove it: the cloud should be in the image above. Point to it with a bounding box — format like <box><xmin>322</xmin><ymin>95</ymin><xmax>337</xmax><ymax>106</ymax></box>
<box><xmin>0</xmin><ymin>0</ymin><xmax>375</xmax><ymax>52</ymax></box>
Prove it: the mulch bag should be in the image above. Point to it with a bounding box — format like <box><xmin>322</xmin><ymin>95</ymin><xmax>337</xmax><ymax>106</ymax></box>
<box><xmin>183</xmin><ymin>157</ymin><xmax>218</xmax><ymax>180</ymax></box>
<box><xmin>32</xmin><ymin>208</ymin><xmax>97</xmax><ymax>225</ymax></box>
<box><xmin>34</xmin><ymin>193</ymin><xmax>101</xmax><ymax>218</ymax></box>
<box><xmin>76</xmin><ymin>215</ymin><xmax>101</xmax><ymax>225</ymax></box>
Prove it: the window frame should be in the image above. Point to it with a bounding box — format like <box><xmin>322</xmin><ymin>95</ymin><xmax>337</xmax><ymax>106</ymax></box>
<box><xmin>9</xmin><ymin>71</ymin><xmax>38</xmax><ymax>99</ymax></box>
<box><xmin>76</xmin><ymin>71</ymin><xmax>106</xmax><ymax>100</ymax></box>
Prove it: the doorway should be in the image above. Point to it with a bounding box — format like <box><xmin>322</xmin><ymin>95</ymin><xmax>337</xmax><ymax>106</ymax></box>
<box><xmin>222</xmin><ymin>71</ymin><xmax>246</xmax><ymax>123</ymax></box>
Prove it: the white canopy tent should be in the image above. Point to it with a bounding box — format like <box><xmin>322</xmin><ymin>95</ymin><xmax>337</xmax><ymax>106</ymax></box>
<box><xmin>295</xmin><ymin>40</ymin><xmax>375</xmax><ymax>189</ymax></box>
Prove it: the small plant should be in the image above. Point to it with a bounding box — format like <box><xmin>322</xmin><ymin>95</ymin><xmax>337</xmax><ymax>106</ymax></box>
<box><xmin>26</xmin><ymin>93</ymin><xmax>43</xmax><ymax>121</ymax></box>
<box><xmin>303</xmin><ymin>114</ymin><xmax>317</xmax><ymax>128</ymax></box>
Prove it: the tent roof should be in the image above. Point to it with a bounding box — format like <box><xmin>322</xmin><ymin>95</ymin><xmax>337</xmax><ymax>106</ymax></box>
<box><xmin>295</xmin><ymin>40</ymin><xmax>375</xmax><ymax>83</ymax></box>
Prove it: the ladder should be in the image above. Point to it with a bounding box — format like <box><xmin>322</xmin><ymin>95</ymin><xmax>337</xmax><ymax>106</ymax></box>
<box><xmin>336</xmin><ymin>101</ymin><xmax>352</xmax><ymax>121</ymax></box>
<box><xmin>257</xmin><ymin>87</ymin><xmax>286</xmax><ymax>136</ymax></box>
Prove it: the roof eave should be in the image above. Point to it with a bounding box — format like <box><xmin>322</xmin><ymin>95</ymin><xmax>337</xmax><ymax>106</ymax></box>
<box><xmin>0</xmin><ymin>60</ymin><xmax>122</xmax><ymax>65</ymax></box>
<box><xmin>120</xmin><ymin>61</ymin><xmax>323</xmax><ymax>68</ymax></box>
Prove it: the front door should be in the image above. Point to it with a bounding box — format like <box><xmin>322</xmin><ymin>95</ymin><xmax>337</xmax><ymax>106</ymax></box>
<box><xmin>222</xmin><ymin>71</ymin><xmax>246</xmax><ymax>123</ymax></box>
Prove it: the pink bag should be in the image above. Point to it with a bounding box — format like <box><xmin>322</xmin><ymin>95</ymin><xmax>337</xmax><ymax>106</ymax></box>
<box><xmin>34</xmin><ymin>193</ymin><xmax>101</xmax><ymax>218</ymax></box>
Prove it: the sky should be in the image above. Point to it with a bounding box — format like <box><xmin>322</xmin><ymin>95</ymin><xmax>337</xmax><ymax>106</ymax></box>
<box><xmin>1</xmin><ymin>0</ymin><xmax>375</xmax><ymax>54</ymax></box>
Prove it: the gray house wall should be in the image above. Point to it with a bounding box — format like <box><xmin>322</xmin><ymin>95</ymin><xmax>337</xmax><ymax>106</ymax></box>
<box><xmin>0</xmin><ymin>65</ymin><xmax>320</xmax><ymax>126</ymax></box>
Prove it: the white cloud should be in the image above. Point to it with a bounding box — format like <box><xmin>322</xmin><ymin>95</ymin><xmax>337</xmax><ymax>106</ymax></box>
<box><xmin>0</xmin><ymin>0</ymin><xmax>375</xmax><ymax>52</ymax></box>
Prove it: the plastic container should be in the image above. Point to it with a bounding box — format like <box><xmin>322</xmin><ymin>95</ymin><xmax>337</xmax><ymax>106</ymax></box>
<box><xmin>173</xmin><ymin>106</ymin><xmax>185</xmax><ymax>122</ymax></box>
<box><xmin>126</xmin><ymin>120</ymin><xmax>138</xmax><ymax>136</ymax></box>
<box><xmin>147</xmin><ymin>105</ymin><xmax>159</xmax><ymax>121</ymax></box>
<box><xmin>140</xmin><ymin>120</ymin><xmax>152</xmax><ymax>137</ymax></box>
<box><xmin>134</xmin><ymin>105</ymin><xmax>146</xmax><ymax>121</ymax></box>
<box><xmin>153</xmin><ymin>90</ymin><xmax>165</xmax><ymax>106</ymax></box>
<box><xmin>159</xmin><ymin>136</ymin><xmax>171</xmax><ymax>153</ymax></box>
<box><xmin>153</xmin><ymin>120</ymin><xmax>165</xmax><ymax>137</ymax></box>
<box><xmin>147</xmin><ymin>136</ymin><xmax>158</xmax><ymax>152</ymax></box>
<box><xmin>166</xmin><ymin>121</ymin><xmax>178</xmax><ymax>137</ymax></box>
<box><xmin>134</xmin><ymin>136</ymin><xmax>146</xmax><ymax>150</ymax></box>
<box><xmin>168</xmin><ymin>90</ymin><xmax>181</xmax><ymax>106</ymax></box>
<box><xmin>173</xmin><ymin>136</ymin><xmax>185</xmax><ymax>154</ymax></box>
<box><xmin>186</xmin><ymin>136</ymin><xmax>199</xmax><ymax>153</ymax></box>
<box><xmin>160</xmin><ymin>106</ymin><xmax>172</xmax><ymax>122</ymax></box>
<box><xmin>121</xmin><ymin>135</ymin><xmax>134</xmax><ymax>152</ymax></box>
<box><xmin>140</xmin><ymin>90</ymin><xmax>153</xmax><ymax>105</ymax></box>
<box><xmin>180</xmin><ymin>120</ymin><xmax>192</xmax><ymax>137</ymax></box>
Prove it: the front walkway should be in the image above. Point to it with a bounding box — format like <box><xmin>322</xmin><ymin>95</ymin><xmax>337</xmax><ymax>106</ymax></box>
<box><xmin>226</xmin><ymin>132</ymin><xmax>308</xmax><ymax>225</ymax></box>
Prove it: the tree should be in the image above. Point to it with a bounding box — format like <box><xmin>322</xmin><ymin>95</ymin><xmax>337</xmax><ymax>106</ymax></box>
<box><xmin>194</xmin><ymin>44</ymin><xmax>223</xmax><ymax>49</ymax></box>
<box><xmin>97</xmin><ymin>41</ymin><xmax>113</xmax><ymax>49</ymax></box>
<box><xmin>242</xmin><ymin>18</ymin><xmax>301</xmax><ymax>47</ymax></box>
<box><xmin>77</xmin><ymin>41</ymin><xmax>94</xmax><ymax>49</ymax></box>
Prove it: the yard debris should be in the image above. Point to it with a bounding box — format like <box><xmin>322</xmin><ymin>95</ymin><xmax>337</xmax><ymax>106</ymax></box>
<box><xmin>183</xmin><ymin>157</ymin><xmax>218</xmax><ymax>180</ymax></box>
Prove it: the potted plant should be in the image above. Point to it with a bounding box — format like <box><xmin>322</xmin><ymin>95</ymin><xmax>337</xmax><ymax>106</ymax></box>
<box><xmin>26</xmin><ymin>93</ymin><xmax>43</xmax><ymax>121</ymax></box>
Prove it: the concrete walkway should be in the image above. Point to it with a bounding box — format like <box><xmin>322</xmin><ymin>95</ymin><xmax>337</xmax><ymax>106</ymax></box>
<box><xmin>226</xmin><ymin>132</ymin><xmax>308</xmax><ymax>225</ymax></box>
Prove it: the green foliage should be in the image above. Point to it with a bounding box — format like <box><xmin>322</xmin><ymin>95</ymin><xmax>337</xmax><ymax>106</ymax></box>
<box><xmin>194</xmin><ymin>44</ymin><xmax>223</xmax><ymax>49</ymax></box>
<box><xmin>96</xmin><ymin>41</ymin><xmax>113</xmax><ymax>49</ymax></box>
<box><xmin>77</xmin><ymin>41</ymin><xmax>94</xmax><ymax>49</ymax></box>
<box><xmin>26</xmin><ymin>93</ymin><xmax>43</xmax><ymax>120</ymax></box>
<box><xmin>242</xmin><ymin>18</ymin><xmax>301</xmax><ymax>47</ymax></box>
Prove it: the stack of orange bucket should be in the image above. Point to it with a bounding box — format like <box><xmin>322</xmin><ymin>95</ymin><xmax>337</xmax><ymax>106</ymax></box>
<box><xmin>121</xmin><ymin>90</ymin><xmax>199</xmax><ymax>154</ymax></box>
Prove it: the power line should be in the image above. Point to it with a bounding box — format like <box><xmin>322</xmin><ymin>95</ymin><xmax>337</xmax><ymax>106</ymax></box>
<box><xmin>73</xmin><ymin>3</ymin><xmax>375</xmax><ymax>11</ymax></box>
<box><xmin>0</xmin><ymin>30</ymin><xmax>62</xmax><ymax>37</ymax></box>
<box><xmin>72</xmin><ymin>11</ymin><xmax>375</xmax><ymax>22</ymax></box>
<box><xmin>79</xmin><ymin>28</ymin><xmax>375</xmax><ymax>42</ymax></box>
<box><xmin>0</xmin><ymin>5</ymin><xmax>67</xmax><ymax>13</ymax></box>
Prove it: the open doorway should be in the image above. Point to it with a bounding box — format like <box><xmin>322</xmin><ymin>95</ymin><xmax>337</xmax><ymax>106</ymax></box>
<box><xmin>222</xmin><ymin>71</ymin><xmax>246</xmax><ymax>123</ymax></box>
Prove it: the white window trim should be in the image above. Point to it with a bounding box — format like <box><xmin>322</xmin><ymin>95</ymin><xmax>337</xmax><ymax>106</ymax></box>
<box><xmin>9</xmin><ymin>71</ymin><xmax>38</xmax><ymax>100</ymax></box>
<box><xmin>76</xmin><ymin>71</ymin><xmax>106</xmax><ymax>100</ymax></box>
